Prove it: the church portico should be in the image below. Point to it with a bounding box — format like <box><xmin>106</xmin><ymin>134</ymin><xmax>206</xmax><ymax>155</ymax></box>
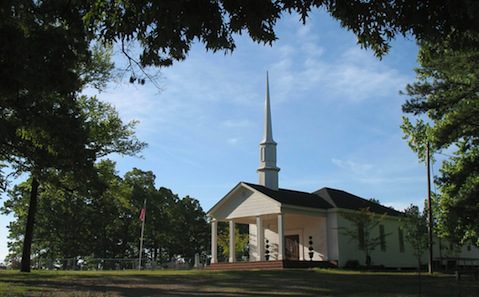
<box><xmin>208</xmin><ymin>185</ymin><xmax>332</xmax><ymax>266</ymax></box>
<box><xmin>208</xmin><ymin>206</ymin><xmax>334</xmax><ymax>269</ymax></box>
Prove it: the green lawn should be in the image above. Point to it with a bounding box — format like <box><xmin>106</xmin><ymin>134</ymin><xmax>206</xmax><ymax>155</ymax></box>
<box><xmin>0</xmin><ymin>269</ymin><xmax>478</xmax><ymax>297</ymax></box>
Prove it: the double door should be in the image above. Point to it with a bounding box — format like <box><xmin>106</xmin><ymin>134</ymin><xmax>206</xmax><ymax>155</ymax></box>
<box><xmin>285</xmin><ymin>234</ymin><xmax>300</xmax><ymax>260</ymax></box>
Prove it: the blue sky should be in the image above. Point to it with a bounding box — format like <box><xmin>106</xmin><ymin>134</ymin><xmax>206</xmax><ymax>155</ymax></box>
<box><xmin>0</xmin><ymin>9</ymin><xmax>428</xmax><ymax>262</ymax></box>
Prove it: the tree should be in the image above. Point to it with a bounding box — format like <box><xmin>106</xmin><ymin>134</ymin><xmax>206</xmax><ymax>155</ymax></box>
<box><xmin>2</xmin><ymin>162</ymin><xmax>212</xmax><ymax>268</ymax></box>
<box><xmin>5</xmin><ymin>94</ymin><xmax>145</xmax><ymax>272</ymax></box>
<box><xmin>0</xmin><ymin>162</ymin><xmax>141</xmax><ymax>269</ymax></box>
<box><xmin>84</xmin><ymin>0</ymin><xmax>479</xmax><ymax>65</ymax></box>
<box><xmin>402</xmin><ymin>205</ymin><xmax>429</xmax><ymax>269</ymax></box>
<box><xmin>121</xmin><ymin>172</ymin><xmax>209</xmax><ymax>265</ymax></box>
<box><xmin>86</xmin><ymin>161</ymin><xmax>135</xmax><ymax>262</ymax></box>
<box><xmin>1</xmin><ymin>182</ymin><xmax>33</xmax><ymax>266</ymax></box>
<box><xmin>0</xmin><ymin>5</ymin><xmax>127</xmax><ymax>272</ymax></box>
<box><xmin>147</xmin><ymin>187</ymin><xmax>182</xmax><ymax>263</ymax></box>
<box><xmin>1</xmin><ymin>160</ymin><xmax>133</xmax><ymax>268</ymax></box>
<box><xmin>173</xmin><ymin>196</ymin><xmax>210</xmax><ymax>261</ymax></box>
<box><xmin>340</xmin><ymin>208</ymin><xmax>388</xmax><ymax>267</ymax></box>
<box><xmin>0</xmin><ymin>2</ymin><xmax>108</xmax><ymax>184</ymax></box>
<box><xmin>401</xmin><ymin>204</ymin><xmax>429</xmax><ymax>295</ymax></box>
<box><xmin>2</xmin><ymin>1</ymin><xmax>479</xmax><ymax>87</ymax></box>
<box><xmin>217</xmin><ymin>225</ymin><xmax>249</xmax><ymax>262</ymax></box>
<box><xmin>401</xmin><ymin>37</ymin><xmax>479</xmax><ymax>246</ymax></box>
<box><xmin>123</xmin><ymin>168</ymin><xmax>162</xmax><ymax>262</ymax></box>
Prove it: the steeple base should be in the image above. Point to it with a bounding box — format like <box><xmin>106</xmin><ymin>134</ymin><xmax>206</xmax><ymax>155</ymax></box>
<box><xmin>257</xmin><ymin>167</ymin><xmax>280</xmax><ymax>190</ymax></box>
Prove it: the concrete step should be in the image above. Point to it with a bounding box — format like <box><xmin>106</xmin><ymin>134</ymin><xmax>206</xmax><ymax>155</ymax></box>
<box><xmin>208</xmin><ymin>260</ymin><xmax>337</xmax><ymax>270</ymax></box>
<box><xmin>208</xmin><ymin>260</ymin><xmax>283</xmax><ymax>270</ymax></box>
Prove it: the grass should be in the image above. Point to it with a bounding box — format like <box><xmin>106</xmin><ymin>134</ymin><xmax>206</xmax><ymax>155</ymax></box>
<box><xmin>0</xmin><ymin>268</ymin><xmax>478</xmax><ymax>296</ymax></box>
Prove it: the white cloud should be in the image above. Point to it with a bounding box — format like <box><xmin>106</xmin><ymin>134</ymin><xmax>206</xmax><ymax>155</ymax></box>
<box><xmin>296</xmin><ymin>22</ymin><xmax>312</xmax><ymax>38</ymax></box>
<box><xmin>267</xmin><ymin>26</ymin><xmax>409</xmax><ymax>103</ymax></box>
<box><xmin>326</xmin><ymin>48</ymin><xmax>407</xmax><ymax>101</ymax></box>
<box><xmin>331</xmin><ymin>158</ymin><xmax>373</xmax><ymax>175</ymax></box>
<box><xmin>302</xmin><ymin>42</ymin><xmax>324</xmax><ymax>58</ymax></box>
<box><xmin>357</xmin><ymin>176</ymin><xmax>422</xmax><ymax>185</ymax></box>
<box><xmin>222</xmin><ymin>119</ymin><xmax>254</xmax><ymax>128</ymax></box>
<box><xmin>331</xmin><ymin>156</ymin><xmax>424</xmax><ymax>189</ymax></box>
<box><xmin>227</xmin><ymin>138</ymin><xmax>240</xmax><ymax>145</ymax></box>
<box><xmin>278</xmin><ymin>45</ymin><xmax>296</xmax><ymax>58</ymax></box>
<box><xmin>162</xmin><ymin>55</ymin><xmax>262</xmax><ymax>108</ymax></box>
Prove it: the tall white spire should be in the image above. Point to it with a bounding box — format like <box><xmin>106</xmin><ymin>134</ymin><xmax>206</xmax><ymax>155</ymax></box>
<box><xmin>257</xmin><ymin>72</ymin><xmax>280</xmax><ymax>190</ymax></box>
<box><xmin>262</xmin><ymin>72</ymin><xmax>275</xmax><ymax>144</ymax></box>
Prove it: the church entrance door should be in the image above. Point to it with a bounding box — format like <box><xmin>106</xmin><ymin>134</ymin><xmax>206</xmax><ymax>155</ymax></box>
<box><xmin>285</xmin><ymin>235</ymin><xmax>300</xmax><ymax>260</ymax></box>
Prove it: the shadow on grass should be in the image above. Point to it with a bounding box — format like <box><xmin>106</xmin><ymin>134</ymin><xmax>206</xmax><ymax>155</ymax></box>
<box><xmin>1</xmin><ymin>269</ymin><xmax>479</xmax><ymax>296</ymax></box>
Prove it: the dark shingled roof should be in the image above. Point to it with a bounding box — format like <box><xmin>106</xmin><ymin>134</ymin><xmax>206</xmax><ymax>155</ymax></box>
<box><xmin>243</xmin><ymin>182</ymin><xmax>333</xmax><ymax>210</ymax></box>
<box><xmin>242</xmin><ymin>183</ymin><xmax>402</xmax><ymax>216</ymax></box>
<box><xmin>314</xmin><ymin>187</ymin><xmax>403</xmax><ymax>217</ymax></box>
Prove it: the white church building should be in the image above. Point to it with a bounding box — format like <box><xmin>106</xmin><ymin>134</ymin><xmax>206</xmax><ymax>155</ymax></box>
<box><xmin>207</xmin><ymin>75</ymin><xmax>479</xmax><ymax>270</ymax></box>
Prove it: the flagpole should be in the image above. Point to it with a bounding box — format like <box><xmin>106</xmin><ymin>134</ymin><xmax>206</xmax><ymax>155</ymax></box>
<box><xmin>138</xmin><ymin>198</ymin><xmax>147</xmax><ymax>270</ymax></box>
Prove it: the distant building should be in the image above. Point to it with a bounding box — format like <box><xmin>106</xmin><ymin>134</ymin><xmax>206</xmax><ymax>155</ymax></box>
<box><xmin>207</xmin><ymin>74</ymin><xmax>479</xmax><ymax>269</ymax></box>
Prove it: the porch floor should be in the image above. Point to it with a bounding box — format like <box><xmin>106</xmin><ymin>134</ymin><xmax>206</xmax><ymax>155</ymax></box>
<box><xmin>208</xmin><ymin>260</ymin><xmax>337</xmax><ymax>270</ymax></box>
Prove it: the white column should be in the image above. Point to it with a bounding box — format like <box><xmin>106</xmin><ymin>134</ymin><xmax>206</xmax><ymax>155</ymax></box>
<box><xmin>256</xmin><ymin>216</ymin><xmax>265</xmax><ymax>261</ymax></box>
<box><xmin>229</xmin><ymin>220</ymin><xmax>236</xmax><ymax>263</ymax></box>
<box><xmin>277</xmin><ymin>213</ymin><xmax>285</xmax><ymax>260</ymax></box>
<box><xmin>211</xmin><ymin>220</ymin><xmax>218</xmax><ymax>264</ymax></box>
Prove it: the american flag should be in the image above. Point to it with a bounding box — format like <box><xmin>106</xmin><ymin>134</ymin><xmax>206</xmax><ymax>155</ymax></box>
<box><xmin>139</xmin><ymin>208</ymin><xmax>146</xmax><ymax>221</ymax></box>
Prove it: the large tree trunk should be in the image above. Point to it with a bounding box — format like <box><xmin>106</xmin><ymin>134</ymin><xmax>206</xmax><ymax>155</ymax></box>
<box><xmin>20</xmin><ymin>177</ymin><xmax>39</xmax><ymax>272</ymax></box>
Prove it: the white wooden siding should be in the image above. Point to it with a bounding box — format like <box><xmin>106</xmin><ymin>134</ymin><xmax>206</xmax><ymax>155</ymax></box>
<box><xmin>213</xmin><ymin>188</ymin><xmax>281</xmax><ymax>220</ymax></box>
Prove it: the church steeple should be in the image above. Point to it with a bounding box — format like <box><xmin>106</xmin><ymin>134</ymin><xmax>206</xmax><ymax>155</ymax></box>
<box><xmin>257</xmin><ymin>72</ymin><xmax>280</xmax><ymax>190</ymax></box>
<box><xmin>262</xmin><ymin>72</ymin><xmax>275</xmax><ymax>144</ymax></box>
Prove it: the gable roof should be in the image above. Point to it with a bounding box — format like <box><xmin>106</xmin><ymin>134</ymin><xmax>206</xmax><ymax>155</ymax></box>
<box><xmin>243</xmin><ymin>182</ymin><xmax>333</xmax><ymax>210</ymax></box>
<box><xmin>314</xmin><ymin>187</ymin><xmax>403</xmax><ymax>217</ymax></box>
<box><xmin>208</xmin><ymin>182</ymin><xmax>403</xmax><ymax>218</ymax></box>
<box><xmin>207</xmin><ymin>182</ymin><xmax>282</xmax><ymax>218</ymax></box>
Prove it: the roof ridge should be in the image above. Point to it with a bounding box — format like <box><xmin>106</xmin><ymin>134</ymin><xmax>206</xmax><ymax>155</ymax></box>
<box><xmin>244</xmin><ymin>182</ymin><xmax>313</xmax><ymax>195</ymax></box>
<box><xmin>315</xmin><ymin>186</ymin><xmax>347</xmax><ymax>193</ymax></box>
<box><xmin>319</xmin><ymin>187</ymin><xmax>372</xmax><ymax>201</ymax></box>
